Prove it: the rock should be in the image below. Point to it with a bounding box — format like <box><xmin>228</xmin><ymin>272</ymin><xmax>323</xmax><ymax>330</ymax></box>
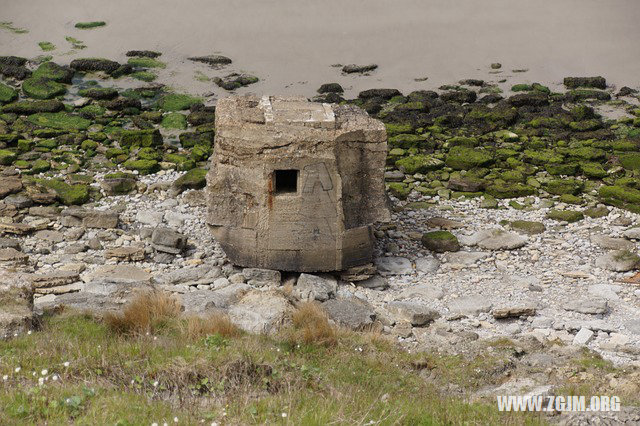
<box><xmin>82</xmin><ymin>211</ymin><xmax>119</xmax><ymax>229</ymax></box>
<box><xmin>492</xmin><ymin>305</ymin><xmax>536</xmax><ymax>319</ymax></box>
<box><xmin>0</xmin><ymin>269</ymin><xmax>34</xmax><ymax>338</ymax></box>
<box><xmin>399</xmin><ymin>283</ymin><xmax>444</xmax><ymax>300</ymax></box>
<box><xmin>0</xmin><ymin>222</ymin><xmax>37</xmax><ymax>235</ymax></box>
<box><xmin>0</xmin><ymin>248</ymin><xmax>29</xmax><ymax>266</ymax></box>
<box><xmin>509</xmin><ymin>220</ymin><xmax>545</xmax><ymax>235</ymax></box>
<box><xmin>448</xmin><ymin>296</ymin><xmax>492</xmax><ymax>316</ymax></box>
<box><xmin>546</xmin><ymin>209</ymin><xmax>584</xmax><ymax>223</ymax></box>
<box><xmin>425</xmin><ymin>217</ymin><xmax>464</xmax><ymax>230</ymax></box>
<box><xmin>212</xmin><ymin>73</ymin><xmax>259</xmax><ymax>90</ymax></box>
<box><xmin>83</xmin><ymin>265</ymin><xmax>151</xmax><ymax>283</ymax></box>
<box><xmin>322</xmin><ymin>297</ymin><xmax>376</xmax><ymax>330</ymax></box>
<box><xmin>595</xmin><ymin>250</ymin><xmax>640</xmax><ymax>272</ymax></box>
<box><xmin>29</xmin><ymin>271</ymin><xmax>80</xmax><ymax>289</ymax></box>
<box><xmin>590</xmin><ymin>235</ymin><xmax>635</xmax><ymax>251</ymax></box>
<box><xmin>564</xmin><ymin>298</ymin><xmax>608</xmax><ymax>315</ymax></box>
<box><xmin>242</xmin><ymin>268</ymin><xmax>281</xmax><ymax>286</ymax></box>
<box><xmin>180</xmin><ymin>284</ymin><xmax>250</xmax><ymax>313</ymax></box>
<box><xmin>462</xmin><ymin>229</ymin><xmax>527</xmax><ymax>250</ymax></box>
<box><xmin>188</xmin><ymin>55</ymin><xmax>232</xmax><ymax>67</ymax></box>
<box><xmin>421</xmin><ymin>231</ymin><xmax>460</xmax><ymax>253</ymax></box>
<box><xmin>355</xmin><ymin>276</ymin><xmax>388</xmax><ymax>290</ymax></box>
<box><xmin>443</xmin><ymin>251</ymin><xmax>489</xmax><ymax>267</ymax></box>
<box><xmin>563</xmin><ymin>76</ymin><xmax>606</xmax><ymax>89</ymax></box>
<box><xmin>294</xmin><ymin>273</ymin><xmax>337</xmax><ymax>301</ymax></box>
<box><xmin>415</xmin><ymin>256</ymin><xmax>440</xmax><ymax>274</ymax></box>
<box><xmin>375</xmin><ymin>257</ymin><xmax>413</xmax><ymax>275</ymax></box>
<box><xmin>173</xmin><ymin>168</ymin><xmax>207</xmax><ymax>191</ymax></box>
<box><xmin>573</xmin><ymin>327</ymin><xmax>595</xmax><ymax>345</ymax></box>
<box><xmin>136</xmin><ymin>210</ymin><xmax>164</xmax><ymax>226</ymax></box>
<box><xmin>588</xmin><ymin>284</ymin><xmax>622</xmax><ymax>301</ymax></box>
<box><xmin>101</xmin><ymin>172</ymin><xmax>137</xmax><ymax>195</ymax></box>
<box><xmin>342</xmin><ymin>64</ymin><xmax>378</xmax><ymax>74</ymax></box>
<box><xmin>0</xmin><ymin>237</ymin><xmax>20</xmax><ymax>250</ymax></box>
<box><xmin>317</xmin><ymin>83</ymin><xmax>343</xmax><ymax>94</ymax></box>
<box><xmin>69</xmin><ymin>58</ymin><xmax>121</xmax><ymax>75</ymax></box>
<box><xmin>623</xmin><ymin>227</ymin><xmax>640</xmax><ymax>240</ymax></box>
<box><xmin>151</xmin><ymin>227</ymin><xmax>187</xmax><ymax>254</ymax></box>
<box><xmin>126</xmin><ymin>50</ymin><xmax>162</xmax><ymax>58</ymax></box>
<box><xmin>0</xmin><ymin>176</ymin><xmax>22</xmax><ymax>198</ymax></box>
<box><xmin>386</xmin><ymin>301</ymin><xmax>440</xmax><ymax>326</ymax></box>
<box><xmin>340</xmin><ymin>263</ymin><xmax>376</xmax><ymax>282</ymax></box>
<box><xmin>104</xmin><ymin>246</ymin><xmax>145</xmax><ymax>262</ymax></box>
<box><xmin>228</xmin><ymin>290</ymin><xmax>293</xmax><ymax>334</ymax></box>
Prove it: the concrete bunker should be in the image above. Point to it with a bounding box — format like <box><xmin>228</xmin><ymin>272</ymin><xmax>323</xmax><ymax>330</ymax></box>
<box><xmin>206</xmin><ymin>95</ymin><xmax>390</xmax><ymax>272</ymax></box>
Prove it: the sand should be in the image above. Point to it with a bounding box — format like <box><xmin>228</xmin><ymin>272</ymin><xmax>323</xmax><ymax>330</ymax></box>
<box><xmin>1</xmin><ymin>0</ymin><xmax>639</xmax><ymax>99</ymax></box>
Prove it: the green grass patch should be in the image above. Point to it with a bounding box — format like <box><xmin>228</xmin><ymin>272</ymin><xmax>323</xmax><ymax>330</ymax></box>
<box><xmin>0</xmin><ymin>313</ymin><xmax>540</xmax><ymax>425</ymax></box>
<box><xmin>131</xmin><ymin>71</ymin><xmax>157</xmax><ymax>82</ymax></box>
<box><xmin>64</xmin><ymin>36</ymin><xmax>86</xmax><ymax>49</ymax></box>
<box><xmin>158</xmin><ymin>93</ymin><xmax>202</xmax><ymax>111</ymax></box>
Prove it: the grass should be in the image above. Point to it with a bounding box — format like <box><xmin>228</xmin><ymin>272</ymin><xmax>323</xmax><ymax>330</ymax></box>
<box><xmin>0</xmin><ymin>292</ymin><xmax>542</xmax><ymax>425</ymax></box>
<box><xmin>131</xmin><ymin>71</ymin><xmax>157</xmax><ymax>82</ymax></box>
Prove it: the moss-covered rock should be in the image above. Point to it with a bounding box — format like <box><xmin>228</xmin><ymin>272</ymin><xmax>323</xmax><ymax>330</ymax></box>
<box><xmin>164</xmin><ymin>153</ymin><xmax>195</xmax><ymax>171</ymax></box>
<box><xmin>131</xmin><ymin>71</ymin><xmax>156</xmax><ymax>82</ymax></box>
<box><xmin>445</xmin><ymin>146</ymin><xmax>493</xmax><ymax>170</ymax></box>
<box><xmin>119</xmin><ymin>129</ymin><xmax>163</xmax><ymax>148</ymax></box>
<box><xmin>137</xmin><ymin>147</ymin><xmax>161</xmax><ymax>161</ymax></box>
<box><xmin>102</xmin><ymin>172</ymin><xmax>137</xmax><ymax>195</ymax></box>
<box><xmin>599</xmin><ymin>185</ymin><xmax>640</xmax><ymax>213</ymax></box>
<box><xmin>565</xmin><ymin>89</ymin><xmax>611</xmax><ymax>102</ymax></box>
<box><xmin>158</xmin><ymin>94</ymin><xmax>201</xmax><ymax>111</ymax></box>
<box><xmin>75</xmin><ymin>21</ymin><xmax>106</xmax><ymax>29</ymax></box>
<box><xmin>161</xmin><ymin>112</ymin><xmax>187</xmax><ymax>130</ymax></box>
<box><xmin>190</xmin><ymin>144</ymin><xmax>211</xmax><ymax>161</ymax></box>
<box><xmin>27</xmin><ymin>112</ymin><xmax>90</xmax><ymax>130</ymax></box>
<box><xmin>421</xmin><ymin>231</ymin><xmax>460</xmax><ymax>252</ymax></box>
<box><xmin>584</xmin><ymin>206</ymin><xmax>610</xmax><ymax>218</ymax></box>
<box><xmin>0</xmin><ymin>83</ymin><xmax>18</xmax><ymax>103</ymax></box>
<box><xmin>580</xmin><ymin>162</ymin><xmax>608</xmax><ymax>178</ymax></box>
<box><xmin>38</xmin><ymin>179</ymin><xmax>90</xmax><ymax>205</ymax></box>
<box><xmin>510</xmin><ymin>220</ymin><xmax>545</xmax><ymax>235</ymax></box>
<box><xmin>619</xmin><ymin>154</ymin><xmax>640</xmax><ymax>170</ymax></box>
<box><xmin>1</xmin><ymin>99</ymin><xmax>64</xmax><ymax>114</ymax></box>
<box><xmin>523</xmin><ymin>149</ymin><xmax>563</xmax><ymax>165</ymax></box>
<box><xmin>0</xmin><ymin>149</ymin><xmax>17</xmax><ymax>165</ymax></box>
<box><xmin>545</xmin><ymin>163</ymin><xmax>578</xmax><ymax>176</ymax></box>
<box><xmin>387</xmin><ymin>182</ymin><xmax>411</xmax><ymax>199</ymax></box>
<box><xmin>546</xmin><ymin>209</ymin><xmax>584</xmax><ymax>223</ymax></box>
<box><xmin>486</xmin><ymin>182</ymin><xmax>536</xmax><ymax>199</ymax></box>
<box><xmin>545</xmin><ymin>179</ymin><xmax>583</xmax><ymax>195</ymax></box>
<box><xmin>28</xmin><ymin>159</ymin><xmax>51</xmax><ymax>174</ymax></box>
<box><xmin>22</xmin><ymin>77</ymin><xmax>67</xmax><ymax>99</ymax></box>
<box><xmin>179</xmin><ymin>131</ymin><xmax>214</xmax><ymax>148</ymax></box>
<box><xmin>32</xmin><ymin>62</ymin><xmax>74</xmax><ymax>83</ymax></box>
<box><xmin>173</xmin><ymin>168</ymin><xmax>207</xmax><ymax>191</ymax></box>
<box><xmin>78</xmin><ymin>87</ymin><xmax>118</xmax><ymax>100</ymax></box>
<box><xmin>385</xmin><ymin>123</ymin><xmax>413</xmax><ymax>136</ymax></box>
<box><xmin>395</xmin><ymin>155</ymin><xmax>444</xmax><ymax>174</ymax></box>
<box><xmin>388</xmin><ymin>133</ymin><xmax>428</xmax><ymax>149</ymax></box>
<box><xmin>123</xmin><ymin>159</ymin><xmax>160</xmax><ymax>175</ymax></box>
<box><xmin>127</xmin><ymin>57</ymin><xmax>166</xmax><ymax>69</ymax></box>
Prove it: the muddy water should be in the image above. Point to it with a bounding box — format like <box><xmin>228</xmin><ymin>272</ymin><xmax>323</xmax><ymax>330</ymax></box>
<box><xmin>1</xmin><ymin>0</ymin><xmax>639</xmax><ymax>99</ymax></box>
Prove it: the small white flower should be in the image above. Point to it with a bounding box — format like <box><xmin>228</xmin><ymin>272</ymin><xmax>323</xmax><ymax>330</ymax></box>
<box><xmin>153</xmin><ymin>336</ymin><xmax>158</xmax><ymax>341</ymax></box>
<box><xmin>52</xmin><ymin>375</ymin><xmax>59</xmax><ymax>381</ymax></box>
<box><xmin>153</xmin><ymin>381</ymin><xmax>159</xmax><ymax>387</ymax></box>
<box><xmin>63</xmin><ymin>361</ymin><xmax>70</xmax><ymax>368</ymax></box>
<box><xmin>163</xmin><ymin>423</ymin><xmax>168</xmax><ymax>426</ymax></box>
<box><xmin>2</xmin><ymin>375</ymin><xmax>8</xmax><ymax>381</ymax></box>
<box><xmin>27</xmin><ymin>330</ymin><xmax>32</xmax><ymax>335</ymax></box>
<box><xmin>174</xmin><ymin>417</ymin><xmax>178</xmax><ymax>423</ymax></box>
<box><xmin>151</xmin><ymin>423</ymin><xmax>158</xmax><ymax>426</ymax></box>
<box><xmin>14</xmin><ymin>367</ymin><xmax>20</xmax><ymax>373</ymax></box>
<box><xmin>38</xmin><ymin>377</ymin><xmax>44</xmax><ymax>385</ymax></box>
<box><xmin>41</xmin><ymin>369</ymin><xmax>48</xmax><ymax>376</ymax></box>
<box><xmin>211</xmin><ymin>422</ymin><xmax>219</xmax><ymax>426</ymax></box>
<box><xmin>282</xmin><ymin>413</ymin><xmax>287</xmax><ymax>418</ymax></box>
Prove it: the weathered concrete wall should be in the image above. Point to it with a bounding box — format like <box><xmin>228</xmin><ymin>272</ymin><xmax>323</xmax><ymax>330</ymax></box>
<box><xmin>207</xmin><ymin>95</ymin><xmax>389</xmax><ymax>272</ymax></box>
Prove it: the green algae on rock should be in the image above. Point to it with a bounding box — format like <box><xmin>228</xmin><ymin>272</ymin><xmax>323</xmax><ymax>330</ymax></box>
<box><xmin>22</xmin><ymin>78</ymin><xmax>67</xmax><ymax>99</ymax></box>
<box><xmin>127</xmin><ymin>57</ymin><xmax>166</xmax><ymax>69</ymax></box>
<box><xmin>75</xmin><ymin>21</ymin><xmax>106</xmax><ymax>29</ymax></box>
<box><xmin>37</xmin><ymin>179</ymin><xmax>90</xmax><ymax>205</ymax></box>
<box><xmin>0</xmin><ymin>83</ymin><xmax>18</xmax><ymax>103</ymax></box>
<box><xmin>123</xmin><ymin>159</ymin><xmax>160</xmax><ymax>175</ymax></box>
<box><xmin>421</xmin><ymin>230</ymin><xmax>460</xmax><ymax>253</ymax></box>
<box><xmin>161</xmin><ymin>113</ymin><xmax>187</xmax><ymax>130</ymax></box>
<box><xmin>158</xmin><ymin>94</ymin><xmax>202</xmax><ymax>111</ymax></box>
<box><xmin>32</xmin><ymin>62</ymin><xmax>74</xmax><ymax>83</ymax></box>
<box><xmin>38</xmin><ymin>41</ymin><xmax>56</xmax><ymax>52</ymax></box>
<box><xmin>546</xmin><ymin>209</ymin><xmax>584</xmax><ymax>223</ymax></box>
<box><xmin>445</xmin><ymin>146</ymin><xmax>493</xmax><ymax>170</ymax></box>
<box><xmin>119</xmin><ymin>129</ymin><xmax>163</xmax><ymax>147</ymax></box>
<box><xmin>27</xmin><ymin>112</ymin><xmax>90</xmax><ymax>131</ymax></box>
<box><xmin>173</xmin><ymin>168</ymin><xmax>207</xmax><ymax>191</ymax></box>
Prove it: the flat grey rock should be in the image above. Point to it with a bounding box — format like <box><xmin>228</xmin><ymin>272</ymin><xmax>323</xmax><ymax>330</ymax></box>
<box><xmin>595</xmin><ymin>250</ymin><xmax>640</xmax><ymax>272</ymax></box>
<box><xmin>375</xmin><ymin>257</ymin><xmax>413</xmax><ymax>275</ymax></box>
<box><xmin>386</xmin><ymin>301</ymin><xmax>440</xmax><ymax>326</ymax></box>
<box><xmin>590</xmin><ymin>234</ymin><xmax>635</xmax><ymax>251</ymax></box>
<box><xmin>443</xmin><ymin>251</ymin><xmax>489</xmax><ymax>266</ymax></box>
<box><xmin>295</xmin><ymin>273</ymin><xmax>337</xmax><ymax>301</ymax></box>
<box><xmin>399</xmin><ymin>283</ymin><xmax>445</xmax><ymax>300</ymax></box>
<box><xmin>322</xmin><ymin>297</ymin><xmax>376</xmax><ymax>330</ymax></box>
<box><xmin>564</xmin><ymin>298</ymin><xmax>608</xmax><ymax>315</ymax></box>
<box><xmin>415</xmin><ymin>256</ymin><xmax>440</xmax><ymax>274</ymax></box>
<box><xmin>447</xmin><ymin>295</ymin><xmax>492</xmax><ymax>316</ymax></box>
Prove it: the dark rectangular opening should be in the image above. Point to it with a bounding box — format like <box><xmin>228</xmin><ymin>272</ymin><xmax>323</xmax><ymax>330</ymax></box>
<box><xmin>274</xmin><ymin>169</ymin><xmax>298</xmax><ymax>194</ymax></box>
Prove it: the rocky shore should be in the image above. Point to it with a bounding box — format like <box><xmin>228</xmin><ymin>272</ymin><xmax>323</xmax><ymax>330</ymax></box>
<box><xmin>1</xmin><ymin>50</ymin><xmax>640</xmax><ymax>422</ymax></box>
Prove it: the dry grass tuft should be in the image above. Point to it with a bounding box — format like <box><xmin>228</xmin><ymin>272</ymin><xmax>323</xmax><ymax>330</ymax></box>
<box><xmin>105</xmin><ymin>290</ymin><xmax>181</xmax><ymax>334</ymax></box>
<box><xmin>184</xmin><ymin>312</ymin><xmax>242</xmax><ymax>339</ymax></box>
<box><xmin>290</xmin><ymin>301</ymin><xmax>338</xmax><ymax>347</ymax></box>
